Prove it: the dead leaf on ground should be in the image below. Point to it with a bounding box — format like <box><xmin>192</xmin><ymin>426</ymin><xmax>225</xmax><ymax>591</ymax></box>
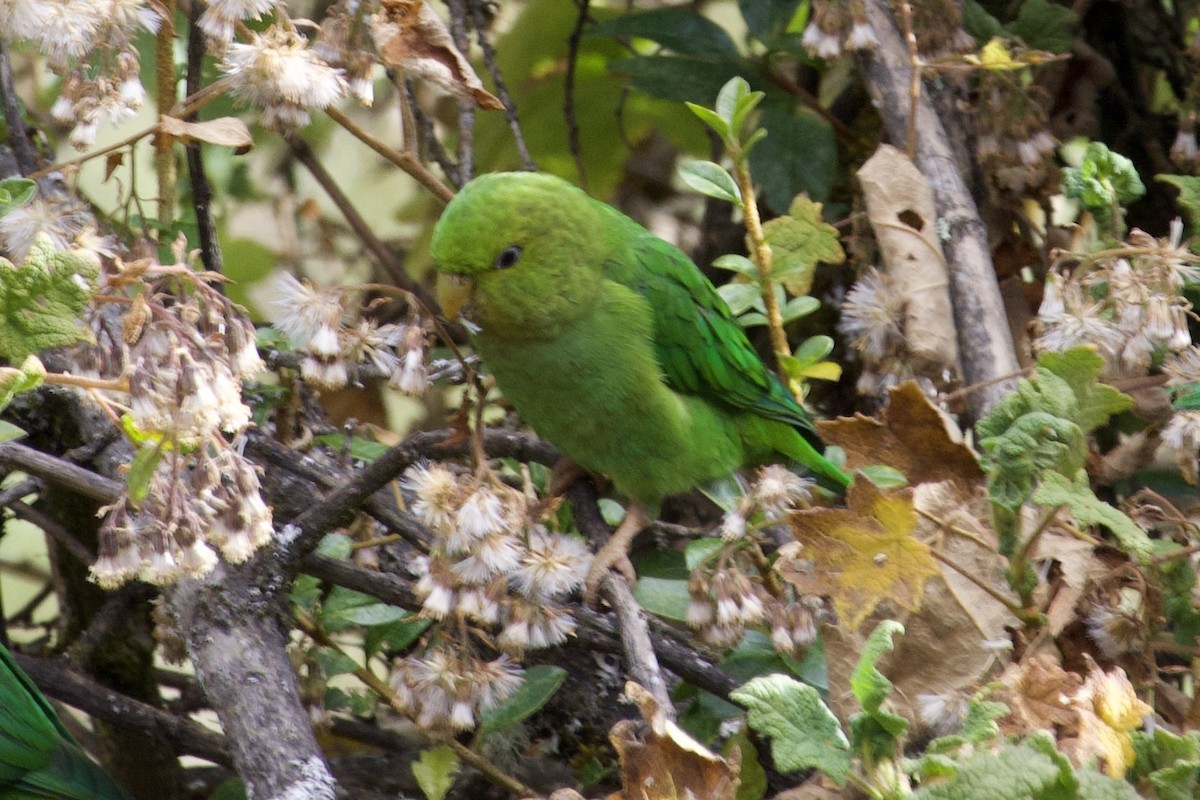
<box><xmin>783</xmin><ymin>481</ymin><xmax>940</xmax><ymax>631</ymax></box>
<box><xmin>857</xmin><ymin>144</ymin><xmax>959</xmax><ymax>373</ymax></box>
<box><xmin>372</xmin><ymin>0</ymin><xmax>503</xmax><ymax>110</ymax></box>
<box><xmin>157</xmin><ymin>115</ymin><xmax>253</xmax><ymax>152</ymax></box>
<box><xmin>821</xmin><ymin>481</ymin><xmax>1016</xmax><ymax>726</ymax></box>
<box><xmin>818</xmin><ymin>381</ymin><xmax>983</xmax><ymax>487</ymax></box>
<box><xmin>606</xmin><ymin>683</ymin><xmax>740</xmax><ymax>800</ymax></box>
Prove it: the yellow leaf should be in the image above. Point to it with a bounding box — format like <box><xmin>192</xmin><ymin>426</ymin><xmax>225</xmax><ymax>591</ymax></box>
<box><xmin>782</xmin><ymin>483</ymin><xmax>940</xmax><ymax>630</ymax></box>
<box><xmin>798</xmin><ymin>361</ymin><xmax>842</xmax><ymax>382</ymax></box>
<box><xmin>980</xmin><ymin>37</ymin><xmax>1016</xmax><ymax>69</ymax></box>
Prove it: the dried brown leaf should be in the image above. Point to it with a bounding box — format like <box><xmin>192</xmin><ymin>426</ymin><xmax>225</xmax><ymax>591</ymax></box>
<box><xmin>818</xmin><ymin>381</ymin><xmax>983</xmax><ymax>487</ymax></box>
<box><xmin>372</xmin><ymin>0</ymin><xmax>502</xmax><ymax>110</ymax></box>
<box><xmin>158</xmin><ymin>115</ymin><xmax>253</xmax><ymax>152</ymax></box>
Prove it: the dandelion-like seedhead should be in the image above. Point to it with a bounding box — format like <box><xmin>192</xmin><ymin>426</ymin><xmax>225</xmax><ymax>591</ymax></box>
<box><xmin>266</xmin><ymin>272</ymin><xmax>431</xmax><ymax>393</ymax></box>
<box><xmin>1036</xmin><ymin>226</ymin><xmax>1200</xmax><ymax>376</ymax></box>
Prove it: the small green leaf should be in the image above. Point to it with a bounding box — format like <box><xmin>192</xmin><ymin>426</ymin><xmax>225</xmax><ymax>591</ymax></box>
<box><xmin>127</xmin><ymin>443</ymin><xmax>164</xmax><ymax>507</ymax></box>
<box><xmin>0</xmin><ymin>354</ymin><xmax>46</xmax><ymax>412</ymax></box>
<box><xmin>711</xmin><ymin>254</ymin><xmax>759</xmax><ymax>277</ymax></box>
<box><xmin>730</xmin><ymin>91</ymin><xmax>765</xmax><ymax>139</ymax></box>
<box><xmin>737</xmin><ymin>312</ymin><xmax>770</xmax><ymax>328</ymax></box>
<box><xmin>732</xmin><ymin>673</ymin><xmax>851</xmax><ymax>784</ymax></box>
<box><xmin>335</xmin><ymin>603</ymin><xmax>412</xmax><ymax>626</ymax></box>
<box><xmin>634</xmin><ymin>576</ymin><xmax>691</xmax><ymax>621</ymax></box>
<box><xmin>716</xmin><ymin>77</ymin><xmax>752</xmax><ymax>126</ymax></box>
<box><xmin>1061</xmin><ymin>141</ymin><xmax>1145</xmax><ymax>232</ymax></box>
<box><xmin>718</xmin><ymin>282</ymin><xmax>762</xmax><ymax>315</ymax></box>
<box><xmin>364</xmin><ymin>616</ymin><xmax>432</xmax><ymax>656</ymax></box>
<box><xmin>793</xmin><ymin>335</ymin><xmax>834</xmax><ymax>366</ymax></box>
<box><xmin>412</xmin><ymin>745</ymin><xmax>461</xmax><ymax>800</ymax></box>
<box><xmin>313</xmin><ymin>432</ymin><xmax>391</xmax><ymax>462</ymax></box>
<box><xmin>762</xmin><ymin>194</ymin><xmax>845</xmax><ymax>295</ymax></box>
<box><xmin>685</xmin><ymin>538</ymin><xmax>725</xmax><ymax>571</ymax></box>
<box><xmin>678</xmin><ymin>160</ymin><xmax>742</xmax><ymax>206</ymax></box>
<box><xmin>478</xmin><ymin>665</ymin><xmax>565</xmax><ymax>737</ymax></box>
<box><xmin>1008</xmin><ymin>0</ymin><xmax>1079</xmax><ymax>53</ymax></box>
<box><xmin>910</xmin><ymin>741</ymin><xmax>1069</xmax><ymax>800</ymax></box>
<box><xmin>316</xmin><ymin>532</ymin><xmax>354</xmax><ymax>560</ymax></box>
<box><xmin>0</xmin><ymin>177</ymin><xmax>36</xmax><ymax>216</ymax></box>
<box><xmin>686</xmin><ymin>102</ymin><xmax>731</xmax><ymax>140</ymax></box>
<box><xmin>313</xmin><ymin>646</ymin><xmax>359</xmax><ymax>678</ymax></box>
<box><xmin>779</xmin><ymin>296</ymin><xmax>820</xmax><ymax>323</ymax></box>
<box><xmin>0</xmin><ymin>421</ymin><xmax>26</xmax><ymax>442</ymax></box>
<box><xmin>851</xmin><ymin>620</ymin><xmax>904</xmax><ymax>713</ymax></box>
<box><xmin>859</xmin><ymin>465</ymin><xmax>909</xmax><ymax>488</ymax></box>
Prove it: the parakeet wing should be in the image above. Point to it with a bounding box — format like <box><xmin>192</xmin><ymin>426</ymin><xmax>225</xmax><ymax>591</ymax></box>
<box><xmin>604</xmin><ymin>229</ymin><xmax>817</xmax><ymax>434</ymax></box>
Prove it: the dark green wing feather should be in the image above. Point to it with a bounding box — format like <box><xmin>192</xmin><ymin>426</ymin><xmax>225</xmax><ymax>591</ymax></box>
<box><xmin>0</xmin><ymin>646</ymin><xmax>133</xmax><ymax>800</ymax></box>
<box><xmin>601</xmin><ymin>219</ymin><xmax>816</xmax><ymax>434</ymax></box>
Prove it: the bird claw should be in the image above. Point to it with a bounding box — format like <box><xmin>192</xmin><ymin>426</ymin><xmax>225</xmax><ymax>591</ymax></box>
<box><xmin>583</xmin><ymin>546</ymin><xmax>637</xmax><ymax>608</ymax></box>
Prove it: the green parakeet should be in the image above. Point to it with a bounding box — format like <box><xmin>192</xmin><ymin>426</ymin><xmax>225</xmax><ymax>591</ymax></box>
<box><xmin>432</xmin><ymin>171</ymin><xmax>850</xmax><ymax>599</ymax></box>
<box><xmin>0</xmin><ymin>643</ymin><xmax>133</xmax><ymax>799</ymax></box>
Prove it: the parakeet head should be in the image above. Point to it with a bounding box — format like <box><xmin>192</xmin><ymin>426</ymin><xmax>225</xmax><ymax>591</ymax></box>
<box><xmin>431</xmin><ymin>172</ymin><xmax>609</xmax><ymax>338</ymax></box>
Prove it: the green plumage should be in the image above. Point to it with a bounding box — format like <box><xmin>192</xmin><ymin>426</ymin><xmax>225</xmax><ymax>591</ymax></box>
<box><xmin>431</xmin><ymin>172</ymin><xmax>850</xmax><ymax>508</ymax></box>
<box><xmin>0</xmin><ymin>644</ymin><xmax>133</xmax><ymax>800</ymax></box>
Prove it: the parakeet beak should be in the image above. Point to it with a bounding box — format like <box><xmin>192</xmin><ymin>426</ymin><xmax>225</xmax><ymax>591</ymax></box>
<box><xmin>437</xmin><ymin>273</ymin><xmax>474</xmax><ymax>320</ymax></box>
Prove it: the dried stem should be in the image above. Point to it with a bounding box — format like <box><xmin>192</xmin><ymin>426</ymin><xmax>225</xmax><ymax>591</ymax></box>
<box><xmin>325</xmin><ymin>105</ymin><xmax>454</xmax><ymax>203</ymax></box>
<box><xmin>731</xmin><ymin>158</ymin><xmax>791</xmax><ymax>367</ymax></box>
<box><xmin>154</xmin><ymin>0</ymin><xmax>178</xmax><ymax>227</ymax></box>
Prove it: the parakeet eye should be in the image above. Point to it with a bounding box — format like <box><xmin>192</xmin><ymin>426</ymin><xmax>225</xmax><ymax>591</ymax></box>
<box><xmin>494</xmin><ymin>246</ymin><xmax>522</xmax><ymax>269</ymax></box>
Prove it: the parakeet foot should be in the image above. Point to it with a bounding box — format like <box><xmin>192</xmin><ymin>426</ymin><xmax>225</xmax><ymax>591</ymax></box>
<box><xmin>583</xmin><ymin>504</ymin><xmax>650</xmax><ymax>607</ymax></box>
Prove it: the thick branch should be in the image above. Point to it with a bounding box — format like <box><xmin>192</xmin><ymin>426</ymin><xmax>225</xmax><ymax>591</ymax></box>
<box><xmin>856</xmin><ymin>0</ymin><xmax>1021</xmax><ymax>418</ymax></box>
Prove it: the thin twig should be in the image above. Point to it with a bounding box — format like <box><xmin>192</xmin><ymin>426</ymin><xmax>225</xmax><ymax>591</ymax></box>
<box><xmin>564</xmin><ymin>0</ymin><xmax>591</xmax><ymax>190</ymax></box>
<box><xmin>155</xmin><ymin>0</ymin><xmax>178</xmax><ymax>227</ymax></box>
<box><xmin>445</xmin><ymin>0</ymin><xmax>476</xmax><ymax>182</ymax></box>
<box><xmin>599</xmin><ymin>574</ymin><xmax>673</xmax><ymax>713</ymax></box>
<box><xmin>8</xmin><ymin>499</ymin><xmax>96</xmax><ymax>565</ymax></box>
<box><xmin>467</xmin><ymin>0</ymin><xmax>536</xmax><ymax>171</ymax></box>
<box><xmin>325</xmin><ymin>105</ymin><xmax>454</xmax><ymax>203</ymax></box>
<box><xmin>185</xmin><ymin>1</ymin><xmax>223</xmax><ymax>277</ymax></box>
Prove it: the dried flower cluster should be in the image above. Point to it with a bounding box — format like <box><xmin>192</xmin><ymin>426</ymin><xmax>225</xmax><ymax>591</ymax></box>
<box><xmin>390</xmin><ymin>463</ymin><xmax>592</xmax><ymax>732</ymax></box>
<box><xmin>974</xmin><ymin>72</ymin><xmax>1058</xmax><ymax>201</ymax></box>
<box><xmin>0</xmin><ymin>0</ymin><xmax>159</xmax><ymax>148</ymax></box>
<box><xmin>687</xmin><ymin>466</ymin><xmax>829</xmax><ymax>654</ymax></box>
<box><xmin>1035</xmin><ymin>224</ymin><xmax>1199</xmax><ymax>374</ymax></box>
<box><xmin>801</xmin><ymin>0</ymin><xmax>878</xmax><ymax>59</ymax></box>
<box><xmin>267</xmin><ymin>272</ymin><xmax>430</xmax><ymax>394</ymax></box>
<box><xmin>84</xmin><ymin>237</ymin><xmax>272</xmax><ymax>587</ymax></box>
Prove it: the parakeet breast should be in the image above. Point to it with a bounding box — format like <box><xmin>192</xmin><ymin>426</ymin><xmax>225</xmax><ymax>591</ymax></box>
<box><xmin>474</xmin><ymin>280</ymin><xmax>744</xmax><ymax>507</ymax></box>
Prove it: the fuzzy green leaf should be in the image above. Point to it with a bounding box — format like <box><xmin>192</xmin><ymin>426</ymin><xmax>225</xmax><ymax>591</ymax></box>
<box><xmin>1033</xmin><ymin>470</ymin><xmax>1153</xmax><ymax>562</ymax></box>
<box><xmin>910</xmin><ymin>741</ymin><xmax>1069</xmax><ymax>800</ymax></box>
<box><xmin>0</xmin><ymin>234</ymin><xmax>97</xmax><ymax>361</ymax></box>
<box><xmin>1158</xmin><ymin>174</ymin><xmax>1200</xmax><ymax>228</ymax></box>
<box><xmin>412</xmin><ymin>746</ymin><xmax>460</xmax><ymax>800</ymax></box>
<box><xmin>478</xmin><ymin>665</ymin><xmax>565</xmax><ymax>737</ymax></box>
<box><xmin>851</xmin><ymin>621</ymin><xmax>904</xmax><ymax>713</ymax></box>
<box><xmin>1035</xmin><ymin>348</ymin><xmax>1133</xmax><ymax>431</ymax></box>
<box><xmin>731</xmin><ymin>673</ymin><xmax>851</xmax><ymax>784</ymax></box>
<box><xmin>0</xmin><ymin>354</ymin><xmax>45</xmax><ymax>413</ymax></box>
<box><xmin>679</xmin><ymin>160</ymin><xmax>742</xmax><ymax>206</ymax></box>
<box><xmin>1062</xmin><ymin>141</ymin><xmax>1145</xmax><ymax>230</ymax></box>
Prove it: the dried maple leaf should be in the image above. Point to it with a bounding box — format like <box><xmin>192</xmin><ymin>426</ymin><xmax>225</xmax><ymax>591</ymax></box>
<box><xmin>372</xmin><ymin>0</ymin><xmax>503</xmax><ymax>110</ymax></box>
<box><xmin>818</xmin><ymin>381</ymin><xmax>983</xmax><ymax>487</ymax></box>
<box><xmin>607</xmin><ymin>683</ymin><xmax>740</xmax><ymax>800</ymax></box>
<box><xmin>782</xmin><ymin>481</ymin><xmax>940</xmax><ymax>630</ymax></box>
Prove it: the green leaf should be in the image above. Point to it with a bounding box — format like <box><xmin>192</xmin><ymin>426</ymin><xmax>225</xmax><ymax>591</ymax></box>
<box><xmin>1158</xmin><ymin>174</ymin><xmax>1200</xmax><ymax>228</ymax></box>
<box><xmin>588</xmin><ymin>8</ymin><xmax>739</xmax><ymax>58</ymax></box>
<box><xmin>685</xmin><ymin>537</ymin><xmax>725</xmax><ymax>571</ymax></box>
<box><xmin>686</xmin><ymin>102</ymin><xmax>731</xmax><ymax>140</ymax></box>
<box><xmin>716</xmin><ymin>77</ymin><xmax>752</xmax><ymax>127</ymax></box>
<box><xmin>0</xmin><ymin>177</ymin><xmax>36</xmax><ymax>217</ymax></box>
<box><xmin>749</xmin><ymin>100</ymin><xmax>837</xmax><ymax>212</ymax></box>
<box><xmin>718</xmin><ymin>282</ymin><xmax>763</xmax><ymax>315</ymax></box>
<box><xmin>478</xmin><ymin>665</ymin><xmax>565</xmax><ymax>737</ymax></box>
<box><xmin>739</xmin><ymin>0</ymin><xmax>804</xmax><ymax>45</ymax></box>
<box><xmin>850</xmin><ymin>620</ymin><xmax>904</xmax><ymax>714</ymax></box>
<box><xmin>313</xmin><ymin>646</ymin><xmax>359</xmax><ymax>678</ymax></box>
<box><xmin>1170</xmin><ymin>380</ymin><xmax>1200</xmax><ymax>409</ymax></box>
<box><xmin>1008</xmin><ymin>0</ymin><xmax>1079</xmax><ymax>53</ymax></box>
<box><xmin>0</xmin><ymin>234</ymin><xmax>98</xmax><ymax>361</ymax></box>
<box><xmin>0</xmin><ymin>420</ymin><xmax>26</xmax><ymax>442</ymax></box>
<box><xmin>364</xmin><ymin>616</ymin><xmax>432</xmax><ymax>656</ymax></box>
<box><xmin>126</xmin><ymin>442</ymin><xmax>164</xmax><ymax>507</ymax></box>
<box><xmin>762</xmin><ymin>195</ymin><xmax>845</xmax><ymax>296</ymax></box>
<box><xmin>731</xmin><ymin>673</ymin><xmax>851</xmax><ymax>784</ymax></box>
<box><xmin>1074</xmin><ymin>769</ymin><xmax>1141</xmax><ymax>800</ymax></box>
<box><xmin>910</xmin><ymin>741</ymin><xmax>1069</xmax><ymax>800</ymax></box>
<box><xmin>1061</xmin><ymin>141</ymin><xmax>1146</xmax><ymax>232</ymax></box>
<box><xmin>607</xmin><ymin>55</ymin><xmax>744</xmax><ymax>104</ymax></box>
<box><xmin>711</xmin><ymin>254</ymin><xmax>759</xmax><ymax>277</ymax></box>
<box><xmin>1032</xmin><ymin>470</ymin><xmax>1153</xmax><ymax>562</ymax></box>
<box><xmin>633</xmin><ymin>576</ymin><xmax>691</xmax><ymax>621</ymax></box>
<box><xmin>959</xmin><ymin>697</ymin><xmax>1009</xmax><ymax>744</ymax></box>
<box><xmin>961</xmin><ymin>0</ymin><xmax>1005</xmax><ymax>41</ymax></box>
<box><xmin>0</xmin><ymin>354</ymin><xmax>45</xmax><ymax>413</ymax></box>
<box><xmin>858</xmin><ymin>465</ymin><xmax>909</xmax><ymax>489</ymax></box>
<box><xmin>316</xmin><ymin>532</ymin><xmax>354</xmax><ymax>560</ymax></box>
<box><xmin>1036</xmin><ymin>348</ymin><xmax>1133</xmax><ymax>431</ymax></box>
<box><xmin>678</xmin><ymin>159</ymin><xmax>742</xmax><ymax>206</ymax></box>
<box><xmin>779</xmin><ymin>296</ymin><xmax>820</xmax><ymax>323</ymax></box>
<box><xmin>334</xmin><ymin>603</ymin><xmax>412</xmax><ymax>626</ymax></box>
<box><xmin>793</xmin><ymin>335</ymin><xmax>834</xmax><ymax>366</ymax></box>
<box><xmin>320</xmin><ymin>585</ymin><xmax>387</xmax><ymax>631</ymax></box>
<box><xmin>412</xmin><ymin>745</ymin><xmax>461</xmax><ymax>800</ymax></box>
<box><xmin>1149</xmin><ymin>762</ymin><xmax>1200</xmax><ymax>800</ymax></box>
<box><xmin>313</xmin><ymin>432</ymin><xmax>391</xmax><ymax>462</ymax></box>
